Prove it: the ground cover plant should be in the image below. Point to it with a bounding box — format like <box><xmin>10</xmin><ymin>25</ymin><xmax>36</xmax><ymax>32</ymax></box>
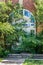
<box><xmin>23</xmin><ymin>59</ymin><xmax>43</xmax><ymax>65</ymax></box>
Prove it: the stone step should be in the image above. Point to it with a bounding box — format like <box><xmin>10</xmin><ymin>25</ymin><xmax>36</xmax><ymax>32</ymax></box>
<box><xmin>32</xmin><ymin>54</ymin><xmax>43</xmax><ymax>59</ymax></box>
<box><xmin>8</xmin><ymin>54</ymin><xmax>31</xmax><ymax>58</ymax></box>
<box><xmin>8</xmin><ymin>54</ymin><xmax>43</xmax><ymax>59</ymax></box>
<box><xmin>2</xmin><ymin>59</ymin><xmax>25</xmax><ymax>64</ymax></box>
<box><xmin>33</xmin><ymin>56</ymin><xmax>43</xmax><ymax>59</ymax></box>
<box><xmin>8</xmin><ymin>56</ymin><xmax>28</xmax><ymax>58</ymax></box>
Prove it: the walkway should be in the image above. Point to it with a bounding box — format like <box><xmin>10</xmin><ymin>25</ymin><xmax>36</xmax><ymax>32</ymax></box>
<box><xmin>0</xmin><ymin>54</ymin><xmax>26</xmax><ymax>65</ymax></box>
<box><xmin>0</xmin><ymin>58</ymin><xmax>25</xmax><ymax>65</ymax></box>
<box><xmin>0</xmin><ymin>54</ymin><xmax>43</xmax><ymax>65</ymax></box>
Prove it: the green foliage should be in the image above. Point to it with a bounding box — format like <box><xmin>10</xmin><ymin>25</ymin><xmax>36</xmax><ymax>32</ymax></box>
<box><xmin>0</xmin><ymin>1</ymin><xmax>15</xmax><ymax>35</ymax></box>
<box><xmin>0</xmin><ymin>2</ymin><xmax>10</xmax><ymax>22</ymax></box>
<box><xmin>8</xmin><ymin>3</ymin><xmax>23</xmax><ymax>22</ymax></box>
<box><xmin>34</xmin><ymin>0</ymin><xmax>43</xmax><ymax>22</ymax></box>
<box><xmin>19</xmin><ymin>35</ymin><xmax>43</xmax><ymax>54</ymax></box>
<box><xmin>0</xmin><ymin>22</ymin><xmax>14</xmax><ymax>34</ymax></box>
<box><xmin>0</xmin><ymin>46</ymin><xmax>3</xmax><ymax>57</ymax></box>
<box><xmin>11</xmin><ymin>20</ymin><xmax>43</xmax><ymax>54</ymax></box>
<box><xmin>0</xmin><ymin>1</ymin><xmax>15</xmax><ymax>57</ymax></box>
<box><xmin>0</xmin><ymin>0</ymin><xmax>43</xmax><ymax>56</ymax></box>
<box><xmin>23</xmin><ymin>60</ymin><xmax>43</xmax><ymax>65</ymax></box>
<box><xmin>0</xmin><ymin>46</ymin><xmax>9</xmax><ymax>57</ymax></box>
<box><xmin>0</xmin><ymin>1</ymin><xmax>23</xmax><ymax>56</ymax></box>
<box><xmin>13</xmin><ymin>3</ymin><xmax>23</xmax><ymax>19</ymax></box>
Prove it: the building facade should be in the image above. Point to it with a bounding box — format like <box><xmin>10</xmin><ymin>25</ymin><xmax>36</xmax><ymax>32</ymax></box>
<box><xmin>0</xmin><ymin>0</ymin><xmax>36</xmax><ymax>34</ymax></box>
<box><xmin>0</xmin><ymin>0</ymin><xmax>35</xmax><ymax>12</ymax></box>
<box><xmin>12</xmin><ymin>0</ymin><xmax>35</xmax><ymax>12</ymax></box>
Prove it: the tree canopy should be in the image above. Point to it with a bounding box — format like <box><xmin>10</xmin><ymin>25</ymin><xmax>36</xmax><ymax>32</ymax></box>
<box><xmin>34</xmin><ymin>0</ymin><xmax>43</xmax><ymax>22</ymax></box>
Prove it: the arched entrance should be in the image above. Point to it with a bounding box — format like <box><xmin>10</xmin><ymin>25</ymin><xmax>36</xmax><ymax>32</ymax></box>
<box><xmin>8</xmin><ymin>8</ymin><xmax>36</xmax><ymax>53</ymax></box>
<box><xmin>23</xmin><ymin>9</ymin><xmax>36</xmax><ymax>34</ymax></box>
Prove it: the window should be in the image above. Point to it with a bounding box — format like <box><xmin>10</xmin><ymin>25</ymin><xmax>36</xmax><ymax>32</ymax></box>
<box><xmin>31</xmin><ymin>24</ymin><xmax>34</xmax><ymax>26</ymax></box>
<box><xmin>24</xmin><ymin>10</ymin><xmax>31</xmax><ymax>17</ymax></box>
<box><xmin>23</xmin><ymin>24</ymin><xmax>30</xmax><ymax>27</ymax></box>
<box><xmin>31</xmin><ymin>15</ymin><xmax>35</xmax><ymax>23</ymax></box>
<box><xmin>24</xmin><ymin>10</ymin><xmax>28</xmax><ymax>16</ymax></box>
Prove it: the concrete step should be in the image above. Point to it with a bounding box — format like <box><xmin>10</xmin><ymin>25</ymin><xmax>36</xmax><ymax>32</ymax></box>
<box><xmin>2</xmin><ymin>59</ymin><xmax>25</xmax><ymax>64</ymax></box>
<box><xmin>8</xmin><ymin>54</ymin><xmax>32</xmax><ymax>58</ymax></box>
<box><xmin>33</xmin><ymin>54</ymin><xmax>43</xmax><ymax>59</ymax></box>
<box><xmin>8</xmin><ymin>54</ymin><xmax>43</xmax><ymax>59</ymax></box>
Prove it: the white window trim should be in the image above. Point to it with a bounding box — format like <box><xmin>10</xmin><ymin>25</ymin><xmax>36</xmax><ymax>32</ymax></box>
<box><xmin>19</xmin><ymin>0</ymin><xmax>23</xmax><ymax>6</ymax></box>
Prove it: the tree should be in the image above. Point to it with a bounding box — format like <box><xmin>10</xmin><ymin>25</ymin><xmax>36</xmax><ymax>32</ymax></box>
<box><xmin>35</xmin><ymin>0</ymin><xmax>43</xmax><ymax>22</ymax></box>
<box><xmin>8</xmin><ymin>3</ymin><xmax>23</xmax><ymax>23</ymax></box>
<box><xmin>0</xmin><ymin>1</ymin><xmax>15</xmax><ymax>49</ymax></box>
<box><xmin>0</xmin><ymin>0</ymin><xmax>24</xmax><ymax>55</ymax></box>
<box><xmin>0</xmin><ymin>1</ymin><xmax>16</xmax><ymax>56</ymax></box>
<box><xmin>34</xmin><ymin>0</ymin><xmax>43</xmax><ymax>36</ymax></box>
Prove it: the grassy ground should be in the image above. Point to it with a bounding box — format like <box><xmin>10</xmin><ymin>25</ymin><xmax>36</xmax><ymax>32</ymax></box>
<box><xmin>23</xmin><ymin>59</ymin><xmax>43</xmax><ymax>65</ymax></box>
<box><xmin>0</xmin><ymin>58</ymin><xmax>3</xmax><ymax>62</ymax></box>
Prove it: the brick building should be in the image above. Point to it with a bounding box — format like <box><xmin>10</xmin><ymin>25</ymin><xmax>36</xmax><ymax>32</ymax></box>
<box><xmin>11</xmin><ymin>0</ymin><xmax>35</xmax><ymax>12</ymax></box>
<box><xmin>11</xmin><ymin>0</ymin><xmax>43</xmax><ymax>33</ymax></box>
<box><xmin>0</xmin><ymin>0</ymin><xmax>35</xmax><ymax>12</ymax></box>
<box><xmin>0</xmin><ymin>0</ymin><xmax>43</xmax><ymax>33</ymax></box>
<box><xmin>12</xmin><ymin>0</ymin><xmax>35</xmax><ymax>12</ymax></box>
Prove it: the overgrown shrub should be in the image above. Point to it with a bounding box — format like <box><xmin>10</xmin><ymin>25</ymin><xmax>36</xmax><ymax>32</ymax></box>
<box><xmin>0</xmin><ymin>46</ymin><xmax>9</xmax><ymax>57</ymax></box>
<box><xmin>20</xmin><ymin>36</ymin><xmax>43</xmax><ymax>54</ymax></box>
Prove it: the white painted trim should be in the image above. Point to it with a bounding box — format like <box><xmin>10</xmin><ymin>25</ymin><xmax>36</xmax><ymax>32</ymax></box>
<box><xmin>23</xmin><ymin>9</ymin><xmax>34</xmax><ymax>17</ymax></box>
<box><xmin>23</xmin><ymin>9</ymin><xmax>36</xmax><ymax>22</ymax></box>
<box><xmin>19</xmin><ymin>0</ymin><xmax>23</xmax><ymax>6</ymax></box>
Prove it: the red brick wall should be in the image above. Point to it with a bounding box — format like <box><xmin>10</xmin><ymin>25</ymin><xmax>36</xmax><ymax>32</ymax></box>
<box><xmin>5</xmin><ymin>0</ymin><xmax>19</xmax><ymax>4</ymax></box>
<box><xmin>12</xmin><ymin>0</ymin><xmax>19</xmax><ymax>4</ymax></box>
<box><xmin>11</xmin><ymin>0</ymin><xmax>35</xmax><ymax>12</ymax></box>
<box><xmin>0</xmin><ymin>0</ymin><xmax>35</xmax><ymax>12</ymax></box>
<box><xmin>37</xmin><ymin>24</ymin><xmax>43</xmax><ymax>33</ymax></box>
<box><xmin>12</xmin><ymin>0</ymin><xmax>35</xmax><ymax>12</ymax></box>
<box><xmin>23</xmin><ymin>0</ymin><xmax>35</xmax><ymax>12</ymax></box>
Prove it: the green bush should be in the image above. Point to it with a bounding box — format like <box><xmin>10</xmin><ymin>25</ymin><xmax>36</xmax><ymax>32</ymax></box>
<box><xmin>20</xmin><ymin>36</ymin><xmax>43</xmax><ymax>54</ymax></box>
<box><xmin>0</xmin><ymin>46</ymin><xmax>4</xmax><ymax>57</ymax></box>
<box><xmin>0</xmin><ymin>46</ymin><xmax>9</xmax><ymax>57</ymax></box>
<box><xmin>3</xmin><ymin>50</ymin><xmax>9</xmax><ymax>57</ymax></box>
